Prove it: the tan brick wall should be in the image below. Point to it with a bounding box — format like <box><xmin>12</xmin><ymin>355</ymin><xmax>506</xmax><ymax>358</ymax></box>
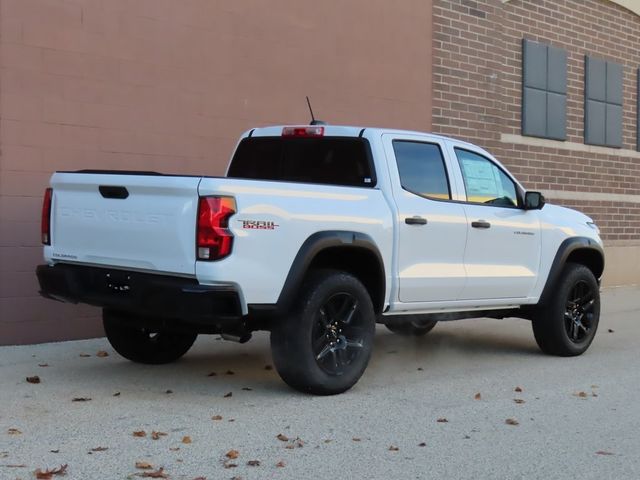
<box><xmin>0</xmin><ymin>0</ymin><xmax>434</xmax><ymax>345</ymax></box>
<box><xmin>432</xmin><ymin>0</ymin><xmax>640</xmax><ymax>246</ymax></box>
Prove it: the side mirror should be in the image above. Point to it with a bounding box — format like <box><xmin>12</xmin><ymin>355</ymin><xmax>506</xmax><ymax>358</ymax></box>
<box><xmin>524</xmin><ymin>191</ymin><xmax>545</xmax><ymax>210</ymax></box>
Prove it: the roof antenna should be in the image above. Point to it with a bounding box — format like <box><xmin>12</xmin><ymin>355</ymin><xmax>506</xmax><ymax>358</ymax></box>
<box><xmin>306</xmin><ymin>96</ymin><xmax>327</xmax><ymax>126</ymax></box>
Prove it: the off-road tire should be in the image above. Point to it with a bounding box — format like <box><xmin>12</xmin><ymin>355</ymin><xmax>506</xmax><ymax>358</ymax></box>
<box><xmin>103</xmin><ymin>309</ymin><xmax>197</xmax><ymax>364</ymax></box>
<box><xmin>532</xmin><ymin>263</ymin><xmax>600</xmax><ymax>356</ymax></box>
<box><xmin>270</xmin><ymin>270</ymin><xmax>376</xmax><ymax>395</ymax></box>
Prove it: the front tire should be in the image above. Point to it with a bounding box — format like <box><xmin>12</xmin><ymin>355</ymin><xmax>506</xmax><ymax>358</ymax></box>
<box><xmin>103</xmin><ymin>309</ymin><xmax>197</xmax><ymax>364</ymax></box>
<box><xmin>532</xmin><ymin>263</ymin><xmax>600</xmax><ymax>356</ymax></box>
<box><xmin>270</xmin><ymin>270</ymin><xmax>376</xmax><ymax>395</ymax></box>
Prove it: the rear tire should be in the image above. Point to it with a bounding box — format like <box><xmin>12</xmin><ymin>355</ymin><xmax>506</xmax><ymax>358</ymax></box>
<box><xmin>103</xmin><ymin>309</ymin><xmax>197</xmax><ymax>364</ymax></box>
<box><xmin>270</xmin><ymin>270</ymin><xmax>376</xmax><ymax>395</ymax></box>
<box><xmin>386</xmin><ymin>317</ymin><xmax>437</xmax><ymax>336</ymax></box>
<box><xmin>532</xmin><ymin>263</ymin><xmax>600</xmax><ymax>356</ymax></box>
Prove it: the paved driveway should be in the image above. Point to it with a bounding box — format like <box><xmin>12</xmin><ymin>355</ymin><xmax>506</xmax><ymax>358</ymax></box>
<box><xmin>1</xmin><ymin>287</ymin><xmax>639</xmax><ymax>479</ymax></box>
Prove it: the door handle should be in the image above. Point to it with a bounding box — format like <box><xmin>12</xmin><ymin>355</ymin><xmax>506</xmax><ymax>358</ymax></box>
<box><xmin>405</xmin><ymin>216</ymin><xmax>427</xmax><ymax>225</ymax></box>
<box><xmin>471</xmin><ymin>220</ymin><xmax>491</xmax><ymax>229</ymax></box>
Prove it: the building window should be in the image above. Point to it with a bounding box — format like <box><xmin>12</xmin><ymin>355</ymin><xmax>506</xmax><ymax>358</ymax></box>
<box><xmin>522</xmin><ymin>39</ymin><xmax>567</xmax><ymax>141</ymax></box>
<box><xmin>585</xmin><ymin>56</ymin><xmax>623</xmax><ymax>148</ymax></box>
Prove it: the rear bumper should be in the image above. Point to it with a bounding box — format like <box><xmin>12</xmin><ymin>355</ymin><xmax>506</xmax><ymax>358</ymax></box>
<box><xmin>36</xmin><ymin>263</ymin><xmax>243</xmax><ymax>326</ymax></box>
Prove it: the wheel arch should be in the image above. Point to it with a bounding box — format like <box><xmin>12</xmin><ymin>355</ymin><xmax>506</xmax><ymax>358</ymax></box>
<box><xmin>275</xmin><ymin>231</ymin><xmax>386</xmax><ymax>315</ymax></box>
<box><xmin>537</xmin><ymin>237</ymin><xmax>604</xmax><ymax>306</ymax></box>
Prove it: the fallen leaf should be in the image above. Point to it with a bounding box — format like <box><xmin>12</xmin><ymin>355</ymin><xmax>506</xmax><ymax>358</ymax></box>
<box><xmin>276</xmin><ymin>433</ymin><xmax>289</xmax><ymax>442</ymax></box>
<box><xmin>264</xmin><ymin>365</ymin><xmax>273</xmax><ymax>370</ymax></box>
<box><xmin>223</xmin><ymin>461</ymin><xmax>237</xmax><ymax>469</ymax></box>
<box><xmin>223</xmin><ymin>392</ymin><xmax>232</xmax><ymax>398</ymax></box>
<box><xmin>228</xmin><ymin>419</ymin><xmax>235</xmax><ymax>422</ymax></box>
<box><xmin>151</xmin><ymin>431</ymin><xmax>167</xmax><ymax>440</ymax></box>
<box><xmin>417</xmin><ymin>367</ymin><xmax>424</xmax><ymax>371</ymax></box>
<box><xmin>72</xmin><ymin>397</ymin><xmax>91</xmax><ymax>402</ymax></box>
<box><xmin>79</xmin><ymin>353</ymin><xmax>91</xmax><ymax>357</ymax></box>
<box><xmin>7</xmin><ymin>428</ymin><xmax>22</xmax><ymax>435</ymax></box>
<box><xmin>241</xmin><ymin>387</ymin><xmax>252</xmax><ymax>391</ymax></box>
<box><xmin>474</xmin><ymin>392</ymin><xmax>481</xmax><ymax>400</ymax></box>
<box><xmin>324</xmin><ymin>439</ymin><xmax>332</xmax><ymax>443</ymax></box>
<box><xmin>165</xmin><ymin>389</ymin><xmax>173</xmax><ymax>394</ymax></box>
<box><xmin>247</xmin><ymin>460</ymin><xmax>260</xmax><ymax>467</ymax></box>
<box><xmin>276</xmin><ymin>460</ymin><xmax>286</xmax><ymax>468</ymax></box>
<box><xmin>135</xmin><ymin>467</ymin><xmax>168</xmax><ymax>478</ymax></box>
<box><xmin>608</xmin><ymin>329</ymin><xmax>614</xmax><ymax>333</ymax></box>
<box><xmin>169</xmin><ymin>447</ymin><xmax>180</xmax><ymax>451</ymax></box>
<box><xmin>388</xmin><ymin>445</ymin><xmax>399</xmax><ymax>451</ymax></box>
<box><xmin>38</xmin><ymin>363</ymin><xmax>49</xmax><ymax>367</ymax></box>
<box><xmin>113</xmin><ymin>392</ymin><xmax>121</xmax><ymax>397</ymax></box>
<box><xmin>136</xmin><ymin>462</ymin><xmax>153</xmax><ymax>470</ymax></box>
<box><xmin>182</xmin><ymin>436</ymin><xmax>192</xmax><ymax>444</ymax></box>
<box><xmin>34</xmin><ymin>464</ymin><xmax>68</xmax><ymax>479</ymax></box>
<box><xmin>514</xmin><ymin>399</ymin><xmax>526</xmax><ymax>404</ymax></box>
<box><xmin>226</xmin><ymin>450</ymin><xmax>239</xmax><ymax>459</ymax></box>
<box><xmin>91</xmin><ymin>447</ymin><xmax>108</xmax><ymax>452</ymax></box>
<box><xmin>418</xmin><ymin>442</ymin><xmax>427</xmax><ymax>447</ymax></box>
<box><xmin>207</xmin><ymin>372</ymin><xmax>217</xmax><ymax>377</ymax></box>
<box><xmin>514</xmin><ymin>386</ymin><xmax>523</xmax><ymax>393</ymax></box>
<box><xmin>96</xmin><ymin>351</ymin><xmax>109</xmax><ymax>357</ymax></box>
<box><xmin>505</xmin><ymin>418</ymin><xmax>519</xmax><ymax>426</ymax></box>
<box><xmin>193</xmin><ymin>477</ymin><xmax>207</xmax><ymax>480</ymax></box>
<box><xmin>226</xmin><ymin>370</ymin><xmax>235</xmax><ymax>375</ymax></box>
<box><xmin>26</xmin><ymin>376</ymin><xmax>41</xmax><ymax>384</ymax></box>
<box><xmin>133</xmin><ymin>431</ymin><xmax>146</xmax><ymax>437</ymax></box>
<box><xmin>212</xmin><ymin>415</ymin><xmax>223</xmax><ymax>421</ymax></box>
<box><xmin>595</xmin><ymin>450</ymin><xmax>615</xmax><ymax>456</ymax></box>
<box><xmin>592</xmin><ymin>392</ymin><xmax>599</xmax><ymax>397</ymax></box>
<box><xmin>352</xmin><ymin>437</ymin><xmax>361</xmax><ymax>442</ymax></box>
<box><xmin>437</xmin><ymin>418</ymin><xmax>448</xmax><ymax>423</ymax></box>
<box><xmin>574</xmin><ymin>391</ymin><xmax>588</xmax><ymax>398</ymax></box>
<box><xmin>50</xmin><ymin>449</ymin><xmax>59</xmax><ymax>453</ymax></box>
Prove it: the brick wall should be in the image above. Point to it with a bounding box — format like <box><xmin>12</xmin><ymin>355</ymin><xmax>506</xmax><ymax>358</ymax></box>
<box><xmin>0</xmin><ymin>0</ymin><xmax>433</xmax><ymax>345</ymax></box>
<box><xmin>432</xmin><ymin>0</ymin><xmax>640</xmax><ymax>243</ymax></box>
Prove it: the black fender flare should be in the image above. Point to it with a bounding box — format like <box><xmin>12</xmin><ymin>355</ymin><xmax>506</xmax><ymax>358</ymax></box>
<box><xmin>274</xmin><ymin>230</ymin><xmax>386</xmax><ymax>314</ymax></box>
<box><xmin>537</xmin><ymin>236</ymin><xmax>605</xmax><ymax>306</ymax></box>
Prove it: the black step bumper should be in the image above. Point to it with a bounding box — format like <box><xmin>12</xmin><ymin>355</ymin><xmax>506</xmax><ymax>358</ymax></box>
<box><xmin>36</xmin><ymin>263</ymin><xmax>243</xmax><ymax>326</ymax></box>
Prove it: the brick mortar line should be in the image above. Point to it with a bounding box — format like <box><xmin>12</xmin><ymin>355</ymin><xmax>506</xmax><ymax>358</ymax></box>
<box><xmin>543</xmin><ymin>189</ymin><xmax>640</xmax><ymax>205</ymax></box>
<box><xmin>501</xmin><ymin>134</ymin><xmax>640</xmax><ymax>159</ymax></box>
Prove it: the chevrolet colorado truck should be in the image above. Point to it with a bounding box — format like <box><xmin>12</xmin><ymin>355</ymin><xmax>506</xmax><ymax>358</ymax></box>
<box><xmin>36</xmin><ymin>125</ymin><xmax>604</xmax><ymax>395</ymax></box>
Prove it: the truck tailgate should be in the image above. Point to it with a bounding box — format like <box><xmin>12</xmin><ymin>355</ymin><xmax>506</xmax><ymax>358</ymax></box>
<box><xmin>47</xmin><ymin>172</ymin><xmax>201</xmax><ymax>276</ymax></box>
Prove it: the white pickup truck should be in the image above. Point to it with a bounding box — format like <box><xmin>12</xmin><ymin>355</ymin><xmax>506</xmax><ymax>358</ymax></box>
<box><xmin>37</xmin><ymin>124</ymin><xmax>604</xmax><ymax>395</ymax></box>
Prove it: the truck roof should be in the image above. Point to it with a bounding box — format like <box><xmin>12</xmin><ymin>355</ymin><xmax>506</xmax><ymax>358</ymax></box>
<box><xmin>245</xmin><ymin>125</ymin><xmax>478</xmax><ymax>149</ymax></box>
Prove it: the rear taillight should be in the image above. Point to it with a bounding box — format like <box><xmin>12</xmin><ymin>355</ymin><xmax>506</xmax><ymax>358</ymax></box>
<box><xmin>282</xmin><ymin>126</ymin><xmax>324</xmax><ymax>137</ymax></box>
<box><xmin>196</xmin><ymin>196</ymin><xmax>236</xmax><ymax>261</ymax></box>
<box><xmin>41</xmin><ymin>187</ymin><xmax>52</xmax><ymax>245</ymax></box>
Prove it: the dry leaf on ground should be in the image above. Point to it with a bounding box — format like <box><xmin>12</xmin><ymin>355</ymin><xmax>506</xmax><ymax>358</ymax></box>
<box><xmin>135</xmin><ymin>467</ymin><xmax>168</xmax><ymax>478</ymax></box>
<box><xmin>437</xmin><ymin>418</ymin><xmax>448</xmax><ymax>423</ymax></box>
<box><xmin>79</xmin><ymin>353</ymin><xmax>91</xmax><ymax>357</ymax></box>
<box><xmin>133</xmin><ymin>431</ymin><xmax>146</xmax><ymax>437</ymax></box>
<box><xmin>113</xmin><ymin>392</ymin><xmax>121</xmax><ymax>397</ymax></box>
<box><xmin>276</xmin><ymin>460</ymin><xmax>286</xmax><ymax>468</ymax></box>
<box><xmin>151</xmin><ymin>431</ymin><xmax>167</xmax><ymax>440</ymax></box>
<box><xmin>225</xmin><ymin>450</ymin><xmax>239</xmax><ymax>459</ymax></box>
<box><xmin>418</xmin><ymin>442</ymin><xmax>427</xmax><ymax>447</ymax></box>
<box><xmin>225</xmin><ymin>370</ymin><xmax>235</xmax><ymax>375</ymax></box>
<box><xmin>241</xmin><ymin>387</ymin><xmax>252</xmax><ymax>391</ymax></box>
<box><xmin>505</xmin><ymin>418</ymin><xmax>519</xmax><ymax>426</ymax></box>
<box><xmin>352</xmin><ymin>437</ymin><xmax>361</xmax><ymax>442</ymax></box>
<box><xmin>212</xmin><ymin>415</ymin><xmax>223</xmax><ymax>421</ymax></box>
<box><xmin>595</xmin><ymin>450</ymin><xmax>615</xmax><ymax>456</ymax></box>
<box><xmin>514</xmin><ymin>386</ymin><xmax>523</xmax><ymax>392</ymax></box>
<box><xmin>247</xmin><ymin>460</ymin><xmax>260</xmax><ymax>466</ymax></box>
<box><xmin>514</xmin><ymin>399</ymin><xmax>526</xmax><ymax>404</ymax></box>
<box><xmin>474</xmin><ymin>393</ymin><xmax>481</xmax><ymax>400</ymax></box>
<box><xmin>91</xmin><ymin>447</ymin><xmax>108</xmax><ymax>452</ymax></box>
<box><xmin>135</xmin><ymin>462</ymin><xmax>153</xmax><ymax>470</ymax></box>
<box><xmin>96</xmin><ymin>351</ymin><xmax>109</xmax><ymax>357</ymax></box>
<box><xmin>608</xmin><ymin>329</ymin><xmax>614</xmax><ymax>333</ymax></box>
<box><xmin>388</xmin><ymin>445</ymin><xmax>399</xmax><ymax>451</ymax></box>
<box><xmin>34</xmin><ymin>464</ymin><xmax>68</xmax><ymax>479</ymax></box>
<box><xmin>165</xmin><ymin>390</ymin><xmax>173</xmax><ymax>394</ymax></box>
<box><xmin>72</xmin><ymin>397</ymin><xmax>91</xmax><ymax>402</ymax></box>
<box><xmin>223</xmin><ymin>392</ymin><xmax>232</xmax><ymax>398</ymax></box>
<box><xmin>182</xmin><ymin>436</ymin><xmax>192</xmax><ymax>444</ymax></box>
<box><xmin>207</xmin><ymin>372</ymin><xmax>217</xmax><ymax>377</ymax></box>
<box><xmin>8</xmin><ymin>428</ymin><xmax>22</xmax><ymax>435</ymax></box>
<box><xmin>223</xmin><ymin>461</ymin><xmax>237</xmax><ymax>469</ymax></box>
<box><xmin>574</xmin><ymin>391</ymin><xmax>588</xmax><ymax>398</ymax></box>
<box><xmin>26</xmin><ymin>376</ymin><xmax>41</xmax><ymax>384</ymax></box>
<box><xmin>38</xmin><ymin>363</ymin><xmax>49</xmax><ymax>367</ymax></box>
<box><xmin>276</xmin><ymin>433</ymin><xmax>289</xmax><ymax>442</ymax></box>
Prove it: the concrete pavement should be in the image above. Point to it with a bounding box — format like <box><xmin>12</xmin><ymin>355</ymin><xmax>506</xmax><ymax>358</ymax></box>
<box><xmin>1</xmin><ymin>286</ymin><xmax>639</xmax><ymax>479</ymax></box>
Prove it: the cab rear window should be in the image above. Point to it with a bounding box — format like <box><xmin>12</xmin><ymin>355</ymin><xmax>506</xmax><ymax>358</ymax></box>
<box><xmin>227</xmin><ymin>137</ymin><xmax>376</xmax><ymax>188</ymax></box>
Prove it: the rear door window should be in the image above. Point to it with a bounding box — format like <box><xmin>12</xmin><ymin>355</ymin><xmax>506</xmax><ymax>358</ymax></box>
<box><xmin>392</xmin><ymin>140</ymin><xmax>451</xmax><ymax>200</ymax></box>
<box><xmin>228</xmin><ymin>137</ymin><xmax>375</xmax><ymax>187</ymax></box>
